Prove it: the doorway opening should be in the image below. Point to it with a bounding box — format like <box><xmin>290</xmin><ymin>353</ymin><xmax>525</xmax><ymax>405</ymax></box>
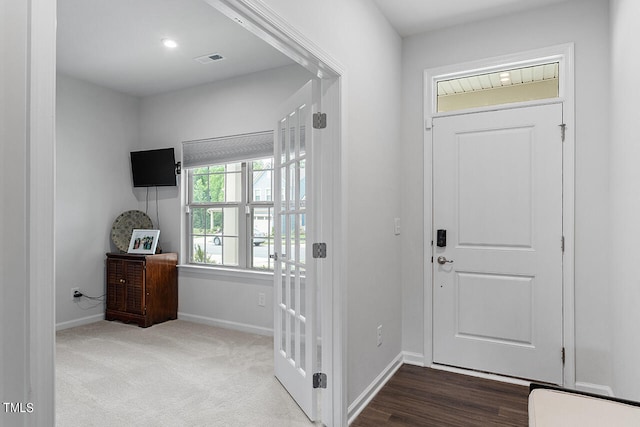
<box><xmin>54</xmin><ymin>0</ymin><xmax>345</xmax><ymax>425</ymax></box>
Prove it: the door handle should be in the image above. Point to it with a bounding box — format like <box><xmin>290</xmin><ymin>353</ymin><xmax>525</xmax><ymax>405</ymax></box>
<box><xmin>437</xmin><ymin>256</ymin><xmax>453</xmax><ymax>265</ymax></box>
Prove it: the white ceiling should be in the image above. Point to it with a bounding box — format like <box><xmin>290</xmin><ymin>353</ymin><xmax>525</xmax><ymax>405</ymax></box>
<box><xmin>372</xmin><ymin>0</ymin><xmax>572</xmax><ymax>37</ymax></box>
<box><xmin>56</xmin><ymin>0</ymin><xmax>295</xmax><ymax>97</ymax></box>
<box><xmin>57</xmin><ymin>0</ymin><xmax>574</xmax><ymax>97</ymax></box>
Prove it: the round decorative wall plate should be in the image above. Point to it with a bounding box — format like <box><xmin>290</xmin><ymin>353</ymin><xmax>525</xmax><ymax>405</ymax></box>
<box><xmin>110</xmin><ymin>210</ymin><xmax>154</xmax><ymax>253</ymax></box>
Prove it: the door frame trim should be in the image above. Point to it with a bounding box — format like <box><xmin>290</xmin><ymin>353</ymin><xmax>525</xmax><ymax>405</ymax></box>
<box><xmin>204</xmin><ymin>1</ymin><xmax>346</xmax><ymax>425</ymax></box>
<box><xmin>8</xmin><ymin>0</ymin><xmax>57</xmax><ymax>422</ymax></box>
<box><xmin>423</xmin><ymin>43</ymin><xmax>575</xmax><ymax>387</ymax></box>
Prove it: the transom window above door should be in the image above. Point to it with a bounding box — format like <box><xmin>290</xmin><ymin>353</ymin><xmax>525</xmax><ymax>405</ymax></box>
<box><xmin>436</xmin><ymin>62</ymin><xmax>559</xmax><ymax>112</ymax></box>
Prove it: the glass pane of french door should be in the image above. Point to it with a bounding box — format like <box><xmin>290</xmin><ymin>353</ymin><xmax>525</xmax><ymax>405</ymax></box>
<box><xmin>277</xmin><ymin>104</ymin><xmax>307</xmax><ymax>366</ymax></box>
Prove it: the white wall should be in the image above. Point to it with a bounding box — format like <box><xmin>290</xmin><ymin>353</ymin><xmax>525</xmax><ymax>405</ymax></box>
<box><xmin>258</xmin><ymin>0</ymin><xmax>404</xmax><ymax>408</ymax></box>
<box><xmin>55</xmin><ymin>64</ymin><xmax>312</xmax><ymax>334</ymax></box>
<box><xmin>138</xmin><ymin>64</ymin><xmax>311</xmax><ymax>333</ymax></box>
<box><xmin>55</xmin><ymin>74</ymin><xmax>141</xmax><ymax>328</ymax></box>
<box><xmin>610</xmin><ymin>0</ymin><xmax>640</xmax><ymax>401</ymax></box>
<box><xmin>401</xmin><ymin>0</ymin><xmax>613</xmax><ymax>390</ymax></box>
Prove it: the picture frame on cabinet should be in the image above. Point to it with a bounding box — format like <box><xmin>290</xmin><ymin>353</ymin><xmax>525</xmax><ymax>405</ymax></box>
<box><xmin>127</xmin><ymin>229</ymin><xmax>160</xmax><ymax>254</ymax></box>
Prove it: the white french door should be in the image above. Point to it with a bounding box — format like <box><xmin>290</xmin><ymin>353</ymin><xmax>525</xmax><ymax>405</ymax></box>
<box><xmin>432</xmin><ymin>103</ymin><xmax>564</xmax><ymax>384</ymax></box>
<box><xmin>273</xmin><ymin>80</ymin><xmax>318</xmax><ymax>420</ymax></box>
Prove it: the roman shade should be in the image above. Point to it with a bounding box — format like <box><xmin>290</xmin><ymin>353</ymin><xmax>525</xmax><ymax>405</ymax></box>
<box><xmin>182</xmin><ymin>131</ymin><xmax>273</xmax><ymax>168</ymax></box>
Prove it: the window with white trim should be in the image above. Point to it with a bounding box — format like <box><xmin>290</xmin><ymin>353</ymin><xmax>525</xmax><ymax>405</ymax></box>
<box><xmin>436</xmin><ymin>62</ymin><xmax>560</xmax><ymax>112</ymax></box>
<box><xmin>182</xmin><ymin>132</ymin><xmax>275</xmax><ymax>270</ymax></box>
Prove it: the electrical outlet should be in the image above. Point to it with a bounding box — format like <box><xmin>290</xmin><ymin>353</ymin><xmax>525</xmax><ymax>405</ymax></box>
<box><xmin>71</xmin><ymin>287</ymin><xmax>79</xmax><ymax>301</ymax></box>
<box><xmin>258</xmin><ymin>293</ymin><xmax>266</xmax><ymax>307</ymax></box>
<box><xmin>377</xmin><ymin>325</ymin><xmax>383</xmax><ymax>347</ymax></box>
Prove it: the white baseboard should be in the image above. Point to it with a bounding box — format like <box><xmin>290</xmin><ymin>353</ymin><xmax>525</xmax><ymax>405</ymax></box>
<box><xmin>575</xmin><ymin>382</ymin><xmax>615</xmax><ymax>397</ymax></box>
<box><xmin>402</xmin><ymin>351</ymin><xmax>425</xmax><ymax>367</ymax></box>
<box><xmin>178</xmin><ymin>312</ymin><xmax>273</xmax><ymax>336</ymax></box>
<box><xmin>347</xmin><ymin>353</ymin><xmax>404</xmax><ymax>425</ymax></box>
<box><xmin>55</xmin><ymin>314</ymin><xmax>104</xmax><ymax>331</ymax></box>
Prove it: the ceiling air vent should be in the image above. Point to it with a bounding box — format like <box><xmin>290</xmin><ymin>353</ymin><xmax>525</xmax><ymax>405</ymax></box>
<box><xmin>194</xmin><ymin>53</ymin><xmax>225</xmax><ymax>64</ymax></box>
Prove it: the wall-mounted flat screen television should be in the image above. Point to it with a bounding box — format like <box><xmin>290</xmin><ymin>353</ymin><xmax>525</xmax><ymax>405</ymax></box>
<box><xmin>130</xmin><ymin>148</ymin><xmax>177</xmax><ymax>187</ymax></box>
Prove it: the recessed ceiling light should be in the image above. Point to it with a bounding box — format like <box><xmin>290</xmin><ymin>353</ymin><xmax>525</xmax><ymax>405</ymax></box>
<box><xmin>162</xmin><ymin>38</ymin><xmax>178</xmax><ymax>49</ymax></box>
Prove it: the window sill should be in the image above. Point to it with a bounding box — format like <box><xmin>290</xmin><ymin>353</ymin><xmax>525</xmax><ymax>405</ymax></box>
<box><xmin>177</xmin><ymin>264</ymin><xmax>273</xmax><ymax>285</ymax></box>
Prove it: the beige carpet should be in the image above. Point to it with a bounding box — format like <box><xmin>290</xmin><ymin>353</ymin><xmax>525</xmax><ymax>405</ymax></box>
<box><xmin>56</xmin><ymin>320</ymin><xmax>315</xmax><ymax>426</ymax></box>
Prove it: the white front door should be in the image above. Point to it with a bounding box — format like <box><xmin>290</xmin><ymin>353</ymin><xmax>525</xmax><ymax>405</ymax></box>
<box><xmin>273</xmin><ymin>80</ymin><xmax>318</xmax><ymax>420</ymax></box>
<box><xmin>432</xmin><ymin>103</ymin><xmax>564</xmax><ymax>384</ymax></box>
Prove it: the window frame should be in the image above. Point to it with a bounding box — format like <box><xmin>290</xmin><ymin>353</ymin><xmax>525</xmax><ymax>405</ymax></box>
<box><xmin>184</xmin><ymin>157</ymin><xmax>275</xmax><ymax>271</ymax></box>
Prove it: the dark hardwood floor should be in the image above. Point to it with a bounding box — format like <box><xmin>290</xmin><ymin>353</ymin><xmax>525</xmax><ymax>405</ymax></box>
<box><xmin>351</xmin><ymin>365</ymin><xmax>529</xmax><ymax>426</ymax></box>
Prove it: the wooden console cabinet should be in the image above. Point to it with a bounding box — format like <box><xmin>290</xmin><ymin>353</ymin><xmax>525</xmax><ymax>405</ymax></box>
<box><xmin>105</xmin><ymin>252</ymin><xmax>178</xmax><ymax>328</ymax></box>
